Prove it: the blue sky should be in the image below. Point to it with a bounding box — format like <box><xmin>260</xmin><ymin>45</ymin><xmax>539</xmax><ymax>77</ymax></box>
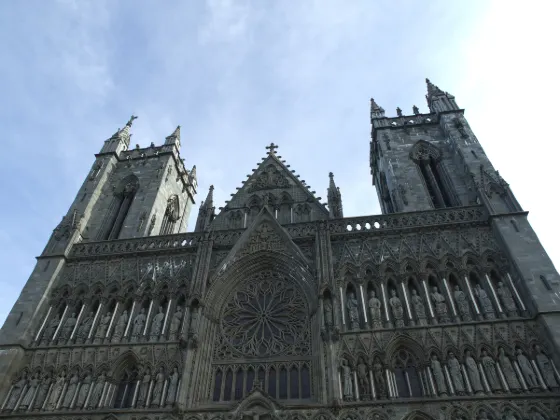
<box><xmin>0</xmin><ymin>0</ymin><xmax>559</xmax><ymax>326</ymax></box>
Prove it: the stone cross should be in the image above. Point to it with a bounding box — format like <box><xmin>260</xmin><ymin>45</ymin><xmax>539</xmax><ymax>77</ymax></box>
<box><xmin>265</xmin><ymin>142</ymin><xmax>279</xmax><ymax>155</ymax></box>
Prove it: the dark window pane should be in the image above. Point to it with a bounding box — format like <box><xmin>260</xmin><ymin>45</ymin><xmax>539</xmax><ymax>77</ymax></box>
<box><xmin>394</xmin><ymin>368</ymin><xmax>409</xmax><ymax>397</ymax></box>
<box><xmin>213</xmin><ymin>370</ymin><xmax>222</xmax><ymax>402</ymax></box>
<box><xmin>406</xmin><ymin>367</ymin><xmax>423</xmax><ymax>397</ymax></box>
<box><xmin>279</xmin><ymin>367</ymin><xmax>288</xmax><ymax>399</ymax></box>
<box><xmin>223</xmin><ymin>370</ymin><xmax>233</xmax><ymax>401</ymax></box>
<box><xmin>290</xmin><ymin>366</ymin><xmax>299</xmax><ymax>399</ymax></box>
<box><xmin>114</xmin><ymin>382</ymin><xmax>128</xmax><ymax>408</ymax></box>
<box><xmin>268</xmin><ymin>368</ymin><xmax>276</xmax><ymax>398</ymax></box>
<box><xmin>301</xmin><ymin>365</ymin><xmax>311</xmax><ymax>398</ymax></box>
<box><xmin>235</xmin><ymin>369</ymin><xmax>244</xmax><ymax>400</ymax></box>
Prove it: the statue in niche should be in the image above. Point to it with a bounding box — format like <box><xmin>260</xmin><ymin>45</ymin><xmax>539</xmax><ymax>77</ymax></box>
<box><xmin>346</xmin><ymin>292</ymin><xmax>360</xmax><ymax>330</ymax></box>
<box><xmin>516</xmin><ymin>348</ymin><xmax>538</xmax><ymax>389</ymax></box>
<box><xmin>431</xmin><ymin>286</ymin><xmax>450</xmax><ymax>323</ymax></box>
<box><xmin>503</xmin><ymin>409</ymin><xmax>517</xmax><ymax>420</ymax></box>
<box><xmin>535</xmin><ymin>345</ymin><xmax>559</xmax><ymax>389</ymax></box>
<box><xmin>529</xmin><ymin>408</ymin><xmax>546</xmax><ymax>420</ymax></box>
<box><xmin>61</xmin><ymin>371</ymin><xmax>79</xmax><ymax>409</ymax></box>
<box><xmin>94</xmin><ymin>311</ymin><xmax>112</xmax><ymax>344</ymax></box>
<box><xmin>87</xmin><ymin>372</ymin><xmax>106</xmax><ymax>409</ymax></box>
<box><xmin>166</xmin><ymin>367</ymin><xmax>179</xmax><ymax>406</ymax></box>
<box><xmin>496</xmin><ymin>281</ymin><xmax>517</xmax><ymax>317</ymax></box>
<box><xmin>465</xmin><ymin>350</ymin><xmax>484</xmax><ymax>394</ymax></box>
<box><xmin>367</xmin><ymin>290</ymin><xmax>383</xmax><ymax>329</ymax></box>
<box><xmin>373</xmin><ymin>359</ymin><xmax>387</xmax><ymax>397</ymax></box>
<box><xmin>341</xmin><ymin>359</ymin><xmax>354</xmax><ymax>401</ymax></box>
<box><xmin>5</xmin><ymin>373</ymin><xmax>27</xmax><ymax>411</ymax></box>
<box><xmin>151</xmin><ymin>366</ymin><xmax>165</xmax><ymax>407</ymax></box>
<box><xmin>498</xmin><ymin>348</ymin><xmax>521</xmax><ymax>392</ymax></box>
<box><xmin>389</xmin><ymin>289</ymin><xmax>404</xmax><ymax>327</ymax></box>
<box><xmin>111</xmin><ymin>309</ymin><xmax>128</xmax><ymax>343</ymax></box>
<box><xmin>131</xmin><ymin>307</ymin><xmax>146</xmax><ymax>342</ymax></box>
<box><xmin>447</xmin><ymin>352</ymin><xmax>465</xmax><ymax>395</ymax></box>
<box><xmin>477</xmin><ymin>411</ymin><xmax>490</xmax><ymax>420</ymax></box>
<box><xmin>76</xmin><ymin>370</ymin><xmax>92</xmax><ymax>409</ymax></box>
<box><xmin>46</xmin><ymin>371</ymin><xmax>66</xmax><ymax>410</ymax></box>
<box><xmin>357</xmin><ymin>357</ymin><xmax>371</xmax><ymax>399</ymax></box>
<box><xmin>410</xmin><ymin>288</ymin><xmax>428</xmax><ymax>325</ymax></box>
<box><xmin>59</xmin><ymin>312</ymin><xmax>77</xmax><ymax>343</ymax></box>
<box><xmin>431</xmin><ymin>354</ymin><xmax>447</xmax><ymax>395</ymax></box>
<box><xmin>150</xmin><ymin>306</ymin><xmax>165</xmax><ymax>341</ymax></box>
<box><xmin>33</xmin><ymin>373</ymin><xmax>51</xmax><ymax>411</ymax></box>
<box><xmin>41</xmin><ymin>313</ymin><xmax>60</xmax><ymax>345</ymax></box>
<box><xmin>76</xmin><ymin>311</ymin><xmax>94</xmax><ymax>343</ymax></box>
<box><xmin>413</xmin><ymin>105</ymin><xmax>420</xmax><ymax>115</ymax></box>
<box><xmin>137</xmin><ymin>368</ymin><xmax>151</xmax><ymax>408</ymax></box>
<box><xmin>453</xmin><ymin>284</ymin><xmax>472</xmax><ymax>321</ymax></box>
<box><xmin>18</xmin><ymin>374</ymin><xmax>38</xmax><ymax>410</ymax></box>
<box><xmin>169</xmin><ymin>306</ymin><xmax>183</xmax><ymax>339</ymax></box>
<box><xmin>474</xmin><ymin>284</ymin><xmax>496</xmax><ymax>320</ymax></box>
<box><xmin>189</xmin><ymin>305</ymin><xmax>200</xmax><ymax>333</ymax></box>
<box><xmin>481</xmin><ymin>350</ymin><xmax>502</xmax><ymax>392</ymax></box>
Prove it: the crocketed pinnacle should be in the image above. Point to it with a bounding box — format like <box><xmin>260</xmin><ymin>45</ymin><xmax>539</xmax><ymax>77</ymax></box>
<box><xmin>370</xmin><ymin>98</ymin><xmax>386</xmax><ymax>118</ymax></box>
<box><xmin>202</xmin><ymin>185</ymin><xmax>214</xmax><ymax>209</ymax></box>
<box><xmin>166</xmin><ymin>125</ymin><xmax>181</xmax><ymax>141</ymax></box>
<box><xmin>425</xmin><ymin>78</ymin><xmax>445</xmax><ymax>99</ymax></box>
<box><xmin>110</xmin><ymin>115</ymin><xmax>138</xmax><ymax>145</ymax></box>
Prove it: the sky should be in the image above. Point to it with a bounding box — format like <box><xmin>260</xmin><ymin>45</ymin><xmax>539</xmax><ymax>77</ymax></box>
<box><xmin>0</xmin><ymin>0</ymin><xmax>559</xmax><ymax>327</ymax></box>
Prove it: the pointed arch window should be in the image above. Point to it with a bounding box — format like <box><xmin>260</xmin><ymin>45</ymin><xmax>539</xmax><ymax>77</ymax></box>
<box><xmin>410</xmin><ymin>141</ymin><xmax>456</xmax><ymax>209</ymax></box>
<box><xmin>99</xmin><ymin>175</ymin><xmax>139</xmax><ymax>240</ymax></box>
<box><xmin>160</xmin><ymin>195</ymin><xmax>180</xmax><ymax>235</ymax></box>
<box><xmin>113</xmin><ymin>365</ymin><xmax>138</xmax><ymax>408</ymax></box>
<box><xmin>393</xmin><ymin>349</ymin><xmax>423</xmax><ymax>397</ymax></box>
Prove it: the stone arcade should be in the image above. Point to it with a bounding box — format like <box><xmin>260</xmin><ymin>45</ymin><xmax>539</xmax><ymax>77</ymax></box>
<box><xmin>1</xmin><ymin>80</ymin><xmax>559</xmax><ymax>420</ymax></box>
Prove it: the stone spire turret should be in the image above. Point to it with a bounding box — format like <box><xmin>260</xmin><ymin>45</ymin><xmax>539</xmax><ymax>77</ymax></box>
<box><xmin>165</xmin><ymin>125</ymin><xmax>181</xmax><ymax>149</ymax></box>
<box><xmin>327</xmin><ymin>172</ymin><xmax>343</xmax><ymax>219</ymax></box>
<box><xmin>195</xmin><ymin>185</ymin><xmax>215</xmax><ymax>232</ymax></box>
<box><xmin>425</xmin><ymin>78</ymin><xmax>459</xmax><ymax>113</ymax></box>
<box><xmin>100</xmin><ymin>115</ymin><xmax>137</xmax><ymax>154</ymax></box>
<box><xmin>370</xmin><ymin>98</ymin><xmax>386</xmax><ymax>120</ymax></box>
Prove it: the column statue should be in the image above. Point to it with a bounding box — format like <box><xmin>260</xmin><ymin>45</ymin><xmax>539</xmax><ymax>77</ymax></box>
<box><xmin>166</xmin><ymin>367</ymin><xmax>179</xmax><ymax>406</ymax></box>
<box><xmin>46</xmin><ymin>371</ymin><xmax>66</xmax><ymax>410</ymax></box>
<box><xmin>86</xmin><ymin>372</ymin><xmax>106</xmax><ymax>409</ymax></box>
<box><xmin>430</xmin><ymin>286</ymin><xmax>450</xmax><ymax>323</ymax></box>
<box><xmin>430</xmin><ymin>354</ymin><xmax>447</xmax><ymax>395</ymax></box>
<box><xmin>465</xmin><ymin>350</ymin><xmax>484</xmax><ymax>394</ymax></box>
<box><xmin>61</xmin><ymin>371</ymin><xmax>79</xmax><ymax>409</ymax></box>
<box><xmin>169</xmin><ymin>306</ymin><xmax>183</xmax><ymax>339</ymax></box>
<box><xmin>534</xmin><ymin>345</ymin><xmax>559</xmax><ymax>389</ymax></box>
<box><xmin>516</xmin><ymin>348</ymin><xmax>538</xmax><ymax>389</ymax></box>
<box><xmin>59</xmin><ymin>312</ymin><xmax>77</xmax><ymax>343</ymax></box>
<box><xmin>341</xmin><ymin>359</ymin><xmax>354</xmax><ymax>401</ymax></box>
<box><xmin>93</xmin><ymin>311</ymin><xmax>112</xmax><ymax>344</ymax></box>
<box><xmin>137</xmin><ymin>368</ymin><xmax>151</xmax><ymax>408</ymax></box>
<box><xmin>372</xmin><ymin>358</ymin><xmax>387</xmax><ymax>398</ymax></box>
<box><xmin>503</xmin><ymin>409</ymin><xmax>517</xmax><ymax>420</ymax></box>
<box><xmin>474</xmin><ymin>284</ymin><xmax>496</xmax><ymax>320</ymax></box>
<box><xmin>346</xmin><ymin>292</ymin><xmax>360</xmax><ymax>330</ymax></box>
<box><xmin>5</xmin><ymin>374</ymin><xmax>27</xmax><ymax>411</ymax></box>
<box><xmin>41</xmin><ymin>314</ymin><xmax>60</xmax><ymax>345</ymax></box>
<box><xmin>497</xmin><ymin>348</ymin><xmax>521</xmax><ymax>392</ymax></box>
<box><xmin>356</xmin><ymin>357</ymin><xmax>371</xmax><ymax>399</ymax></box>
<box><xmin>410</xmin><ymin>288</ymin><xmax>428</xmax><ymax>326</ymax></box>
<box><xmin>496</xmin><ymin>282</ymin><xmax>517</xmax><ymax>317</ymax></box>
<box><xmin>367</xmin><ymin>290</ymin><xmax>383</xmax><ymax>329</ymax></box>
<box><xmin>150</xmin><ymin>306</ymin><xmax>165</xmax><ymax>342</ymax></box>
<box><xmin>481</xmin><ymin>350</ymin><xmax>501</xmax><ymax>392</ymax></box>
<box><xmin>111</xmin><ymin>310</ymin><xmax>128</xmax><ymax>343</ymax></box>
<box><xmin>151</xmin><ymin>366</ymin><xmax>165</xmax><ymax>407</ymax></box>
<box><xmin>76</xmin><ymin>311</ymin><xmax>94</xmax><ymax>343</ymax></box>
<box><xmin>32</xmin><ymin>373</ymin><xmax>51</xmax><ymax>411</ymax></box>
<box><xmin>453</xmin><ymin>285</ymin><xmax>472</xmax><ymax>321</ymax></box>
<box><xmin>447</xmin><ymin>352</ymin><xmax>465</xmax><ymax>395</ymax></box>
<box><xmin>131</xmin><ymin>307</ymin><xmax>146</xmax><ymax>342</ymax></box>
<box><xmin>18</xmin><ymin>374</ymin><xmax>38</xmax><ymax>410</ymax></box>
<box><xmin>389</xmin><ymin>289</ymin><xmax>404</xmax><ymax>327</ymax></box>
<box><xmin>76</xmin><ymin>370</ymin><xmax>92</xmax><ymax>409</ymax></box>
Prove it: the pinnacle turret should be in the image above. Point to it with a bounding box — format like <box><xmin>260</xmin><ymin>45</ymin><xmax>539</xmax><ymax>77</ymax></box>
<box><xmin>425</xmin><ymin>78</ymin><xmax>459</xmax><ymax>113</ymax></box>
<box><xmin>165</xmin><ymin>125</ymin><xmax>181</xmax><ymax>149</ymax></box>
<box><xmin>327</xmin><ymin>172</ymin><xmax>343</xmax><ymax>219</ymax></box>
<box><xmin>195</xmin><ymin>184</ymin><xmax>215</xmax><ymax>232</ymax></box>
<box><xmin>370</xmin><ymin>98</ymin><xmax>386</xmax><ymax>120</ymax></box>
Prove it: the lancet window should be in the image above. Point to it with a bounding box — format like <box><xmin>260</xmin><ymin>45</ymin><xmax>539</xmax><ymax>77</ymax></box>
<box><xmin>98</xmin><ymin>174</ymin><xmax>139</xmax><ymax>240</ymax></box>
<box><xmin>160</xmin><ymin>195</ymin><xmax>180</xmax><ymax>235</ymax></box>
<box><xmin>392</xmin><ymin>349</ymin><xmax>423</xmax><ymax>398</ymax></box>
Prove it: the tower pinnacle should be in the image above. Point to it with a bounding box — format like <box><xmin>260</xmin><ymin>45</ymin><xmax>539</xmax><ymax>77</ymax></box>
<box><xmin>370</xmin><ymin>98</ymin><xmax>386</xmax><ymax>120</ymax></box>
<box><xmin>425</xmin><ymin>78</ymin><xmax>459</xmax><ymax>113</ymax></box>
<box><xmin>327</xmin><ymin>172</ymin><xmax>343</xmax><ymax>219</ymax></box>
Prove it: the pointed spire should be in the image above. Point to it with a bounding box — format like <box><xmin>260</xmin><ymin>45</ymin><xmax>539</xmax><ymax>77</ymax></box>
<box><xmin>195</xmin><ymin>184</ymin><xmax>215</xmax><ymax>232</ymax></box>
<box><xmin>327</xmin><ymin>172</ymin><xmax>343</xmax><ymax>218</ymax></box>
<box><xmin>165</xmin><ymin>125</ymin><xmax>181</xmax><ymax>148</ymax></box>
<box><xmin>370</xmin><ymin>98</ymin><xmax>386</xmax><ymax>119</ymax></box>
<box><xmin>425</xmin><ymin>78</ymin><xmax>444</xmax><ymax>99</ymax></box>
<box><xmin>425</xmin><ymin>78</ymin><xmax>459</xmax><ymax>113</ymax></box>
<box><xmin>104</xmin><ymin>115</ymin><xmax>137</xmax><ymax>152</ymax></box>
<box><xmin>203</xmin><ymin>185</ymin><xmax>214</xmax><ymax>209</ymax></box>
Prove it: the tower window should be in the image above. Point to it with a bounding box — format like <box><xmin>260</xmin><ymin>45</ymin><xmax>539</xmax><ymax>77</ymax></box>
<box><xmin>99</xmin><ymin>175</ymin><xmax>139</xmax><ymax>240</ymax></box>
<box><xmin>160</xmin><ymin>195</ymin><xmax>180</xmax><ymax>235</ymax></box>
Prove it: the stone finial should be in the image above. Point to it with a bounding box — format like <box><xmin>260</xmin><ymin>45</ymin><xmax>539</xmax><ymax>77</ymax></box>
<box><xmin>396</xmin><ymin>107</ymin><xmax>403</xmax><ymax>117</ymax></box>
<box><xmin>370</xmin><ymin>98</ymin><xmax>385</xmax><ymax>118</ymax></box>
<box><xmin>413</xmin><ymin>105</ymin><xmax>420</xmax><ymax>115</ymax></box>
<box><xmin>265</xmin><ymin>142</ymin><xmax>279</xmax><ymax>155</ymax></box>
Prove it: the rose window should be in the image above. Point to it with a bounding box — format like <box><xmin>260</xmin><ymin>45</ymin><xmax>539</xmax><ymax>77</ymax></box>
<box><xmin>221</xmin><ymin>276</ymin><xmax>308</xmax><ymax>357</ymax></box>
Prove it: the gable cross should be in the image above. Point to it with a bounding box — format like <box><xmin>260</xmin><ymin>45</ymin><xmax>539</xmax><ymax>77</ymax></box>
<box><xmin>265</xmin><ymin>142</ymin><xmax>279</xmax><ymax>155</ymax></box>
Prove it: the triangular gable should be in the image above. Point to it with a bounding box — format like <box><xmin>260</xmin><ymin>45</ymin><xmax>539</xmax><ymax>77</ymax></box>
<box><xmin>232</xmin><ymin>388</ymin><xmax>283</xmax><ymax>415</ymax></box>
<box><xmin>213</xmin><ymin>149</ymin><xmax>329</xmax><ymax>224</ymax></box>
<box><xmin>213</xmin><ymin>207</ymin><xmax>310</xmax><ymax>277</ymax></box>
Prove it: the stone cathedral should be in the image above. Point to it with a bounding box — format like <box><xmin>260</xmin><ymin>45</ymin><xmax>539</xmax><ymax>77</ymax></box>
<box><xmin>1</xmin><ymin>80</ymin><xmax>559</xmax><ymax>420</ymax></box>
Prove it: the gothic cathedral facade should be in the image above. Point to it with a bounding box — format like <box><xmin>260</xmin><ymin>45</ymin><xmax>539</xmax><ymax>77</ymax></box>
<box><xmin>0</xmin><ymin>80</ymin><xmax>559</xmax><ymax>420</ymax></box>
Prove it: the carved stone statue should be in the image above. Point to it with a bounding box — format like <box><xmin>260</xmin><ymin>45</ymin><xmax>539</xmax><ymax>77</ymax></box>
<box><xmin>389</xmin><ymin>289</ymin><xmax>404</xmax><ymax>327</ymax></box>
<box><xmin>61</xmin><ymin>371</ymin><xmax>79</xmax><ymax>409</ymax></box>
<box><xmin>367</xmin><ymin>290</ymin><xmax>383</xmax><ymax>328</ymax></box>
<box><xmin>166</xmin><ymin>367</ymin><xmax>179</xmax><ymax>406</ymax></box>
<box><xmin>87</xmin><ymin>372</ymin><xmax>106</xmax><ymax>409</ymax></box>
<box><xmin>503</xmin><ymin>408</ymin><xmax>517</xmax><ymax>420</ymax></box>
<box><xmin>18</xmin><ymin>374</ymin><xmax>37</xmax><ymax>410</ymax></box>
<box><xmin>94</xmin><ymin>311</ymin><xmax>112</xmax><ymax>344</ymax></box>
<box><xmin>447</xmin><ymin>352</ymin><xmax>465</xmax><ymax>395</ymax></box>
<box><xmin>5</xmin><ymin>373</ymin><xmax>27</xmax><ymax>411</ymax></box>
<box><xmin>413</xmin><ymin>105</ymin><xmax>420</xmax><ymax>115</ymax></box>
<box><xmin>356</xmin><ymin>357</ymin><xmax>371</xmax><ymax>399</ymax></box>
<box><xmin>373</xmin><ymin>359</ymin><xmax>387</xmax><ymax>397</ymax></box>
<box><xmin>498</xmin><ymin>348</ymin><xmax>521</xmax><ymax>392</ymax></box>
<box><xmin>396</xmin><ymin>107</ymin><xmax>403</xmax><ymax>117</ymax></box>
<box><xmin>189</xmin><ymin>305</ymin><xmax>200</xmax><ymax>333</ymax></box>
<box><xmin>323</xmin><ymin>298</ymin><xmax>334</xmax><ymax>329</ymax></box>
<box><xmin>346</xmin><ymin>292</ymin><xmax>360</xmax><ymax>330</ymax></box>
<box><xmin>474</xmin><ymin>284</ymin><xmax>496</xmax><ymax>320</ymax></box>
<box><xmin>497</xmin><ymin>282</ymin><xmax>517</xmax><ymax>317</ymax></box>
<box><xmin>131</xmin><ymin>307</ymin><xmax>146</xmax><ymax>342</ymax></box>
<box><xmin>46</xmin><ymin>371</ymin><xmax>66</xmax><ymax>410</ymax></box>
<box><xmin>431</xmin><ymin>354</ymin><xmax>447</xmax><ymax>395</ymax></box>
<box><xmin>76</xmin><ymin>311</ymin><xmax>94</xmax><ymax>343</ymax></box>
<box><xmin>151</xmin><ymin>366</ymin><xmax>165</xmax><ymax>407</ymax></box>
<box><xmin>535</xmin><ymin>345</ymin><xmax>559</xmax><ymax>389</ymax></box>
<box><xmin>111</xmin><ymin>310</ymin><xmax>128</xmax><ymax>343</ymax></box>
<box><xmin>516</xmin><ymin>348</ymin><xmax>538</xmax><ymax>389</ymax></box>
<box><xmin>530</xmin><ymin>408</ymin><xmax>546</xmax><ymax>420</ymax></box>
<box><xmin>431</xmin><ymin>286</ymin><xmax>450</xmax><ymax>323</ymax></box>
<box><xmin>137</xmin><ymin>368</ymin><xmax>151</xmax><ymax>407</ymax></box>
<box><xmin>481</xmin><ymin>350</ymin><xmax>501</xmax><ymax>392</ymax></box>
<box><xmin>410</xmin><ymin>288</ymin><xmax>427</xmax><ymax>326</ymax></box>
<box><xmin>41</xmin><ymin>314</ymin><xmax>60</xmax><ymax>344</ymax></box>
<box><xmin>465</xmin><ymin>350</ymin><xmax>484</xmax><ymax>394</ymax></box>
<box><xmin>169</xmin><ymin>306</ymin><xmax>183</xmax><ymax>339</ymax></box>
<box><xmin>150</xmin><ymin>306</ymin><xmax>165</xmax><ymax>341</ymax></box>
<box><xmin>453</xmin><ymin>285</ymin><xmax>472</xmax><ymax>321</ymax></box>
<box><xmin>478</xmin><ymin>410</ymin><xmax>490</xmax><ymax>420</ymax></box>
<box><xmin>76</xmin><ymin>371</ymin><xmax>92</xmax><ymax>409</ymax></box>
<box><xmin>33</xmin><ymin>374</ymin><xmax>51</xmax><ymax>411</ymax></box>
<box><xmin>341</xmin><ymin>359</ymin><xmax>354</xmax><ymax>401</ymax></box>
<box><xmin>59</xmin><ymin>312</ymin><xmax>77</xmax><ymax>343</ymax></box>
